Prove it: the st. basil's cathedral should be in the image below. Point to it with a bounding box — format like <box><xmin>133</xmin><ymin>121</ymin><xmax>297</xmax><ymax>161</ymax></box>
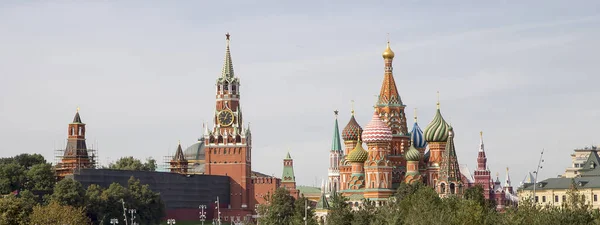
<box><xmin>323</xmin><ymin>41</ymin><xmax>518</xmax><ymax>210</ymax></box>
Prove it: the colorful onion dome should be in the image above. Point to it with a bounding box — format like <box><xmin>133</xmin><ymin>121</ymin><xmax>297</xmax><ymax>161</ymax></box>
<box><xmin>382</xmin><ymin>41</ymin><xmax>395</xmax><ymax>59</ymax></box>
<box><xmin>347</xmin><ymin>139</ymin><xmax>368</xmax><ymax>163</ymax></box>
<box><xmin>405</xmin><ymin>144</ymin><xmax>421</xmax><ymax>161</ymax></box>
<box><xmin>362</xmin><ymin>110</ymin><xmax>393</xmax><ymax>143</ymax></box>
<box><xmin>342</xmin><ymin>114</ymin><xmax>363</xmax><ymax>141</ymax></box>
<box><xmin>424</xmin><ymin>107</ymin><xmax>451</xmax><ymax>142</ymax></box>
<box><xmin>411</xmin><ymin>122</ymin><xmax>427</xmax><ymax>149</ymax></box>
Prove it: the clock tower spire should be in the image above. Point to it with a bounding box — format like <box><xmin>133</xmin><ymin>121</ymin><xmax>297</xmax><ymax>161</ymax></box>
<box><xmin>204</xmin><ymin>33</ymin><xmax>252</xmax><ymax>212</ymax></box>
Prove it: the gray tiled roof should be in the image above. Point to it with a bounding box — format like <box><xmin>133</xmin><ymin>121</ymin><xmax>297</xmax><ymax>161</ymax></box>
<box><xmin>521</xmin><ymin>177</ymin><xmax>600</xmax><ymax>190</ymax></box>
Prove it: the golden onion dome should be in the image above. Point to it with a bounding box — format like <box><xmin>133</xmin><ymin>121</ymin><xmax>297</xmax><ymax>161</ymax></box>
<box><xmin>382</xmin><ymin>41</ymin><xmax>395</xmax><ymax>59</ymax></box>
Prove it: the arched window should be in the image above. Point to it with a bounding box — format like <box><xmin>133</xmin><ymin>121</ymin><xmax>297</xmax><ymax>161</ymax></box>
<box><xmin>440</xmin><ymin>183</ymin><xmax>446</xmax><ymax>193</ymax></box>
<box><xmin>450</xmin><ymin>183</ymin><xmax>456</xmax><ymax>194</ymax></box>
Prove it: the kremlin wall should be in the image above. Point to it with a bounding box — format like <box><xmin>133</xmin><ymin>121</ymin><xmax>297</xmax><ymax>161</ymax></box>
<box><xmin>52</xmin><ymin>33</ymin><xmax>518</xmax><ymax>222</ymax></box>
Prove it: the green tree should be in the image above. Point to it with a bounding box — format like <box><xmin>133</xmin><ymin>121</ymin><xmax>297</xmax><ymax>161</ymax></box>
<box><xmin>0</xmin><ymin>163</ymin><xmax>26</xmax><ymax>194</ymax></box>
<box><xmin>326</xmin><ymin>192</ymin><xmax>353</xmax><ymax>225</ymax></box>
<box><xmin>50</xmin><ymin>178</ymin><xmax>85</xmax><ymax>207</ymax></box>
<box><xmin>291</xmin><ymin>196</ymin><xmax>318</xmax><ymax>225</ymax></box>
<box><xmin>0</xmin><ymin>195</ymin><xmax>31</xmax><ymax>225</ymax></box>
<box><xmin>109</xmin><ymin>156</ymin><xmax>156</xmax><ymax>171</ymax></box>
<box><xmin>24</xmin><ymin>163</ymin><xmax>55</xmax><ymax>191</ymax></box>
<box><xmin>29</xmin><ymin>201</ymin><xmax>90</xmax><ymax>225</ymax></box>
<box><xmin>13</xmin><ymin>154</ymin><xmax>46</xmax><ymax>169</ymax></box>
<box><xmin>352</xmin><ymin>199</ymin><xmax>377</xmax><ymax>225</ymax></box>
<box><xmin>100</xmin><ymin>183</ymin><xmax>129</xmax><ymax>224</ymax></box>
<box><xmin>259</xmin><ymin>187</ymin><xmax>296</xmax><ymax>225</ymax></box>
<box><xmin>85</xmin><ymin>184</ymin><xmax>106</xmax><ymax>224</ymax></box>
<box><xmin>127</xmin><ymin>176</ymin><xmax>165</xmax><ymax>225</ymax></box>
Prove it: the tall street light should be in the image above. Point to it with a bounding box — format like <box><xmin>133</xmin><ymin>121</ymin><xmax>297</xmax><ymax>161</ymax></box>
<box><xmin>304</xmin><ymin>198</ymin><xmax>310</xmax><ymax>225</ymax></box>
<box><xmin>121</xmin><ymin>199</ymin><xmax>128</xmax><ymax>225</ymax></box>
<box><xmin>199</xmin><ymin>204</ymin><xmax>207</xmax><ymax>225</ymax></box>
<box><xmin>214</xmin><ymin>197</ymin><xmax>222</xmax><ymax>225</ymax></box>
<box><xmin>532</xmin><ymin>148</ymin><xmax>545</xmax><ymax>204</ymax></box>
<box><xmin>167</xmin><ymin>219</ymin><xmax>176</xmax><ymax>225</ymax></box>
<box><xmin>128</xmin><ymin>209</ymin><xmax>137</xmax><ymax>225</ymax></box>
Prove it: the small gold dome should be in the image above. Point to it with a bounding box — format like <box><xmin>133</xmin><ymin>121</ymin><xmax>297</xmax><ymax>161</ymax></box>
<box><xmin>382</xmin><ymin>41</ymin><xmax>395</xmax><ymax>59</ymax></box>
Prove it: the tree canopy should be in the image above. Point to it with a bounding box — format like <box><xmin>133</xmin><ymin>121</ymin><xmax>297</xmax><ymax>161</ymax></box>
<box><xmin>108</xmin><ymin>156</ymin><xmax>157</xmax><ymax>171</ymax></box>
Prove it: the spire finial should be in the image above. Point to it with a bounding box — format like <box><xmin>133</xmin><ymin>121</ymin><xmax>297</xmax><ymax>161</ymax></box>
<box><xmin>334</xmin><ymin>110</ymin><xmax>339</xmax><ymax>118</ymax></box>
<box><xmin>480</xmin><ymin>131</ymin><xmax>483</xmax><ymax>138</ymax></box>
<box><xmin>414</xmin><ymin>108</ymin><xmax>417</xmax><ymax>122</ymax></box>
<box><xmin>506</xmin><ymin>167</ymin><xmax>509</xmax><ymax>172</ymax></box>
<box><xmin>496</xmin><ymin>172</ymin><xmax>499</xmax><ymax>178</ymax></box>
<box><xmin>436</xmin><ymin>91</ymin><xmax>440</xmax><ymax>109</ymax></box>
<box><xmin>76</xmin><ymin>106</ymin><xmax>80</xmax><ymax>112</ymax></box>
<box><xmin>386</xmin><ymin>33</ymin><xmax>390</xmax><ymax>45</ymax></box>
<box><xmin>178</xmin><ymin>140</ymin><xmax>181</xmax><ymax>145</ymax></box>
<box><xmin>351</xmin><ymin>100</ymin><xmax>355</xmax><ymax>116</ymax></box>
<box><xmin>225</xmin><ymin>32</ymin><xmax>230</xmax><ymax>41</ymax></box>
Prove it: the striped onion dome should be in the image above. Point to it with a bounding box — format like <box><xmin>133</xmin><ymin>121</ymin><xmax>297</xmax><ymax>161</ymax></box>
<box><xmin>361</xmin><ymin>111</ymin><xmax>393</xmax><ymax>143</ymax></box>
<box><xmin>342</xmin><ymin>115</ymin><xmax>363</xmax><ymax>141</ymax></box>
<box><xmin>424</xmin><ymin>108</ymin><xmax>451</xmax><ymax>142</ymax></box>
<box><xmin>410</xmin><ymin>122</ymin><xmax>427</xmax><ymax>149</ymax></box>
<box><xmin>347</xmin><ymin>139</ymin><xmax>368</xmax><ymax>163</ymax></box>
<box><xmin>405</xmin><ymin>144</ymin><xmax>421</xmax><ymax>161</ymax></box>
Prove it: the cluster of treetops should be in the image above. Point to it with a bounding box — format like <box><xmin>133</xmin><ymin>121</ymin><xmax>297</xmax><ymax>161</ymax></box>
<box><xmin>0</xmin><ymin>153</ymin><xmax>164</xmax><ymax>225</ymax></box>
<box><xmin>259</xmin><ymin>181</ymin><xmax>600</xmax><ymax>225</ymax></box>
<box><xmin>2</xmin><ymin>153</ymin><xmax>600</xmax><ymax>225</ymax></box>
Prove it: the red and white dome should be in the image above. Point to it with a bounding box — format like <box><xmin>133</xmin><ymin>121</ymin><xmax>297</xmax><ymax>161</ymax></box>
<box><xmin>361</xmin><ymin>111</ymin><xmax>393</xmax><ymax>143</ymax></box>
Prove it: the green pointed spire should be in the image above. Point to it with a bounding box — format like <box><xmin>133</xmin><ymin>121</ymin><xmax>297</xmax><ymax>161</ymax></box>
<box><xmin>331</xmin><ymin>110</ymin><xmax>342</xmax><ymax>152</ymax></box>
<box><xmin>285</xmin><ymin>151</ymin><xmax>292</xmax><ymax>159</ymax></box>
<box><xmin>221</xmin><ymin>32</ymin><xmax>235</xmax><ymax>78</ymax></box>
<box><xmin>316</xmin><ymin>192</ymin><xmax>330</xmax><ymax>209</ymax></box>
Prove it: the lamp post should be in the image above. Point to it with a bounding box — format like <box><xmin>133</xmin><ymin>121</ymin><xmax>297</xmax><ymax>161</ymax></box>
<box><xmin>167</xmin><ymin>219</ymin><xmax>176</xmax><ymax>225</ymax></box>
<box><xmin>215</xmin><ymin>197</ymin><xmax>221</xmax><ymax>225</ymax></box>
<box><xmin>532</xmin><ymin>148</ymin><xmax>545</xmax><ymax>204</ymax></box>
<box><xmin>303</xmin><ymin>198</ymin><xmax>310</xmax><ymax>225</ymax></box>
<box><xmin>128</xmin><ymin>209</ymin><xmax>137</xmax><ymax>225</ymax></box>
<box><xmin>121</xmin><ymin>199</ymin><xmax>128</xmax><ymax>225</ymax></box>
<box><xmin>199</xmin><ymin>204</ymin><xmax>207</xmax><ymax>225</ymax></box>
<box><xmin>110</xmin><ymin>219</ymin><xmax>119</xmax><ymax>225</ymax></box>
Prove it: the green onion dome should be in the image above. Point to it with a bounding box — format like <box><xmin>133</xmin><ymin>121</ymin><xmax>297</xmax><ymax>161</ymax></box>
<box><xmin>405</xmin><ymin>144</ymin><xmax>421</xmax><ymax>162</ymax></box>
<box><xmin>347</xmin><ymin>139</ymin><xmax>368</xmax><ymax>163</ymax></box>
<box><xmin>424</xmin><ymin>107</ymin><xmax>451</xmax><ymax>142</ymax></box>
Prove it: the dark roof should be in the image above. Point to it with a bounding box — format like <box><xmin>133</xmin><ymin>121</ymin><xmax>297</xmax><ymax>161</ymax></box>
<box><xmin>521</xmin><ymin>177</ymin><xmax>600</xmax><ymax>190</ymax></box>
<box><xmin>579</xmin><ymin>151</ymin><xmax>600</xmax><ymax>177</ymax></box>
<box><xmin>173</xmin><ymin>144</ymin><xmax>186</xmax><ymax>162</ymax></box>
<box><xmin>72</xmin><ymin>112</ymin><xmax>83</xmax><ymax>123</ymax></box>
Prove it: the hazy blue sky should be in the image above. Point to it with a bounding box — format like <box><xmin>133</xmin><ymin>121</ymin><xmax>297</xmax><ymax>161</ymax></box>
<box><xmin>1</xmin><ymin>1</ymin><xmax>599</xmax><ymax>187</ymax></box>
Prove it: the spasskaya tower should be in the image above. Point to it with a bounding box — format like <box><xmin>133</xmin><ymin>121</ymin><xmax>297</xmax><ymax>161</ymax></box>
<box><xmin>204</xmin><ymin>33</ymin><xmax>252</xmax><ymax>212</ymax></box>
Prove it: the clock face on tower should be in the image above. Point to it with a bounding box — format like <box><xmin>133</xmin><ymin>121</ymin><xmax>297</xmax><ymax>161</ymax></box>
<box><xmin>217</xmin><ymin>110</ymin><xmax>234</xmax><ymax>127</ymax></box>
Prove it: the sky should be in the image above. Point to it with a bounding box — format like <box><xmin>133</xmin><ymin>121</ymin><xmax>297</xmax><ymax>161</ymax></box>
<box><xmin>0</xmin><ymin>1</ymin><xmax>599</xmax><ymax>187</ymax></box>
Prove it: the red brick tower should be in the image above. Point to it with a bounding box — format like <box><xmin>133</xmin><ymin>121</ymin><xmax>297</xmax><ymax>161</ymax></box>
<box><xmin>375</xmin><ymin>41</ymin><xmax>410</xmax><ymax>187</ymax></box>
<box><xmin>170</xmin><ymin>141</ymin><xmax>189</xmax><ymax>174</ymax></box>
<box><xmin>474</xmin><ymin>131</ymin><xmax>492</xmax><ymax>199</ymax></box>
<box><xmin>204</xmin><ymin>33</ymin><xmax>252</xmax><ymax>212</ymax></box>
<box><xmin>362</xmin><ymin>110</ymin><xmax>395</xmax><ymax>201</ymax></box>
<box><xmin>55</xmin><ymin>108</ymin><xmax>94</xmax><ymax>180</ymax></box>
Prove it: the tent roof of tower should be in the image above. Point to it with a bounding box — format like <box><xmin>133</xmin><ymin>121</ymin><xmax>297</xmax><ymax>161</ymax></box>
<box><xmin>72</xmin><ymin>111</ymin><xmax>83</xmax><ymax>124</ymax></box>
<box><xmin>173</xmin><ymin>143</ymin><xmax>186</xmax><ymax>162</ymax></box>
<box><xmin>331</xmin><ymin>112</ymin><xmax>342</xmax><ymax>151</ymax></box>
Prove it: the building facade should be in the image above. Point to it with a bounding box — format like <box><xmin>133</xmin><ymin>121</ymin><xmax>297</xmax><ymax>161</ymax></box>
<box><xmin>519</xmin><ymin>150</ymin><xmax>600</xmax><ymax>209</ymax></box>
